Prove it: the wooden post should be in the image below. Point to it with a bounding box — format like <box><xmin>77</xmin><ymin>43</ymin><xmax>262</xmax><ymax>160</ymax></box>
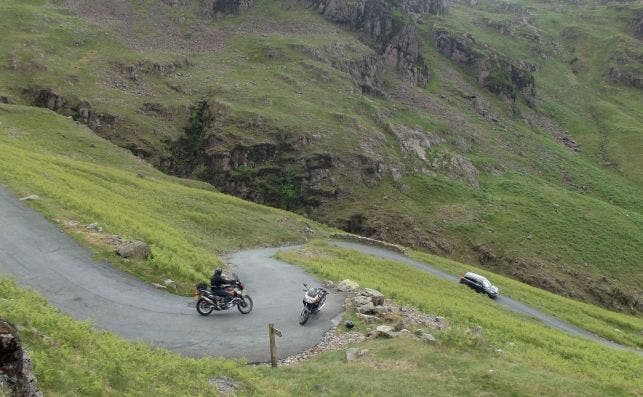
<box><xmin>268</xmin><ymin>323</ymin><xmax>282</xmax><ymax>368</ymax></box>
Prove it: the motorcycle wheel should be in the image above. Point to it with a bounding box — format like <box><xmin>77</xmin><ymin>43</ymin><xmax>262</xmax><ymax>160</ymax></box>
<box><xmin>299</xmin><ymin>308</ymin><xmax>310</xmax><ymax>325</ymax></box>
<box><xmin>196</xmin><ymin>298</ymin><xmax>214</xmax><ymax>316</ymax></box>
<box><xmin>237</xmin><ymin>295</ymin><xmax>253</xmax><ymax>314</ymax></box>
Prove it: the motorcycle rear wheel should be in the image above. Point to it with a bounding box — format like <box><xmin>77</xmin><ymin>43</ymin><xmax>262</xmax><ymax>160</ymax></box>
<box><xmin>196</xmin><ymin>298</ymin><xmax>214</xmax><ymax>316</ymax></box>
<box><xmin>299</xmin><ymin>308</ymin><xmax>310</xmax><ymax>325</ymax></box>
<box><xmin>237</xmin><ymin>295</ymin><xmax>253</xmax><ymax>314</ymax></box>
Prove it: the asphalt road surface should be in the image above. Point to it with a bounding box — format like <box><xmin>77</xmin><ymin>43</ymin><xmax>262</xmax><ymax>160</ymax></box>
<box><xmin>0</xmin><ymin>185</ymin><xmax>639</xmax><ymax>361</ymax></box>
<box><xmin>0</xmin><ymin>186</ymin><xmax>344</xmax><ymax>362</ymax></box>
<box><xmin>331</xmin><ymin>241</ymin><xmax>642</xmax><ymax>355</ymax></box>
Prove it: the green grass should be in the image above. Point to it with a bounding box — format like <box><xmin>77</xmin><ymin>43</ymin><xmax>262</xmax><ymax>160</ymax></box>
<box><xmin>0</xmin><ymin>277</ymin><xmax>276</xmax><ymax>397</ymax></box>
<box><xmin>0</xmin><ymin>104</ymin><xmax>328</xmax><ymax>292</ymax></box>
<box><xmin>276</xmin><ymin>241</ymin><xmax>643</xmax><ymax>395</ymax></box>
<box><xmin>1</xmin><ymin>0</ymin><xmax>641</xmax><ymax>314</ymax></box>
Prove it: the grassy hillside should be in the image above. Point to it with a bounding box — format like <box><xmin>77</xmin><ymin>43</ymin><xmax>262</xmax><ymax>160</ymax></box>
<box><xmin>2</xmin><ymin>242</ymin><xmax>642</xmax><ymax>396</ymax></box>
<box><xmin>0</xmin><ymin>104</ymin><xmax>327</xmax><ymax>291</ymax></box>
<box><xmin>0</xmin><ymin>103</ymin><xmax>641</xmax><ymax>396</ymax></box>
<box><xmin>277</xmin><ymin>241</ymin><xmax>643</xmax><ymax>395</ymax></box>
<box><xmin>0</xmin><ymin>0</ymin><xmax>640</xmax><ymax>313</ymax></box>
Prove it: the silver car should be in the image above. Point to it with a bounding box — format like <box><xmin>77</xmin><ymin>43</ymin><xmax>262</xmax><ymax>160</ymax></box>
<box><xmin>459</xmin><ymin>272</ymin><xmax>499</xmax><ymax>299</ymax></box>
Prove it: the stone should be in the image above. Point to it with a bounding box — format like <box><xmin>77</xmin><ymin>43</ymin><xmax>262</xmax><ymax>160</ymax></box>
<box><xmin>344</xmin><ymin>347</ymin><xmax>368</xmax><ymax>362</ymax></box>
<box><xmin>352</xmin><ymin>295</ymin><xmax>372</xmax><ymax>308</ymax></box>
<box><xmin>86</xmin><ymin>223</ymin><xmax>102</xmax><ymax>232</ymax></box>
<box><xmin>337</xmin><ymin>279</ymin><xmax>360</xmax><ymax>292</ymax></box>
<box><xmin>356</xmin><ymin>301</ymin><xmax>375</xmax><ymax>315</ymax></box>
<box><xmin>152</xmin><ymin>283</ymin><xmax>167</xmax><ymax>289</ymax></box>
<box><xmin>0</xmin><ymin>320</ymin><xmax>43</xmax><ymax>397</ymax></box>
<box><xmin>19</xmin><ymin>195</ymin><xmax>39</xmax><ymax>201</ymax></box>
<box><xmin>116</xmin><ymin>240</ymin><xmax>151</xmax><ymax>260</ymax></box>
<box><xmin>470</xmin><ymin>325</ymin><xmax>483</xmax><ymax>336</ymax></box>
<box><xmin>357</xmin><ymin>313</ymin><xmax>380</xmax><ymax>324</ymax></box>
<box><xmin>371</xmin><ymin>305</ymin><xmax>393</xmax><ymax>316</ymax></box>
<box><xmin>209</xmin><ymin>377</ymin><xmax>243</xmax><ymax>396</ymax></box>
<box><xmin>376</xmin><ymin>325</ymin><xmax>397</xmax><ymax>338</ymax></box>
<box><xmin>419</xmin><ymin>333</ymin><xmax>436</xmax><ymax>343</ymax></box>
<box><xmin>361</xmin><ymin>288</ymin><xmax>385</xmax><ymax>306</ymax></box>
<box><xmin>163</xmin><ymin>279</ymin><xmax>175</xmax><ymax>288</ymax></box>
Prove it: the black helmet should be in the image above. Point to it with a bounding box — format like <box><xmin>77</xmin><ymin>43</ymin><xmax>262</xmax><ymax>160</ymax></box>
<box><xmin>214</xmin><ymin>268</ymin><xmax>222</xmax><ymax>276</ymax></box>
<box><xmin>345</xmin><ymin>320</ymin><xmax>355</xmax><ymax>329</ymax></box>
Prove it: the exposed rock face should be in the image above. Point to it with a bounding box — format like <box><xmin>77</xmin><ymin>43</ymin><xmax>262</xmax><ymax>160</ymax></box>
<box><xmin>434</xmin><ymin>29</ymin><xmax>536</xmax><ymax>102</ymax></box>
<box><xmin>0</xmin><ymin>321</ymin><xmax>43</xmax><ymax>397</ymax></box>
<box><xmin>115</xmin><ymin>59</ymin><xmax>189</xmax><ymax>81</ymax></box>
<box><xmin>430</xmin><ymin>150</ymin><xmax>480</xmax><ymax>188</ymax></box>
<box><xmin>165</xmin><ymin>101</ymin><xmax>341</xmax><ymax>210</ymax></box>
<box><xmin>25</xmin><ymin>89</ymin><xmax>120</xmax><ymax>140</ymax></box>
<box><xmin>401</xmin><ymin>0</ymin><xmax>448</xmax><ymax>16</ymax></box>
<box><xmin>304</xmin><ymin>0</ymin><xmax>436</xmax><ymax>86</ymax></box>
<box><xmin>0</xmin><ymin>95</ymin><xmax>14</xmax><ymax>104</ymax></box>
<box><xmin>206</xmin><ymin>0</ymin><xmax>256</xmax><ymax>16</ymax></box>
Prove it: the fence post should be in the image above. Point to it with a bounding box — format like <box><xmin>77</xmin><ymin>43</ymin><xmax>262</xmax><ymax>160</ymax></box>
<box><xmin>268</xmin><ymin>323</ymin><xmax>282</xmax><ymax>368</ymax></box>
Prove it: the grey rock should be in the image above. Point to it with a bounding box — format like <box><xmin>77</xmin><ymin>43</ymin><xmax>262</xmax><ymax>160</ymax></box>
<box><xmin>117</xmin><ymin>240</ymin><xmax>151</xmax><ymax>260</ymax></box>
<box><xmin>19</xmin><ymin>195</ymin><xmax>39</xmax><ymax>201</ymax></box>
<box><xmin>86</xmin><ymin>223</ymin><xmax>102</xmax><ymax>232</ymax></box>
<box><xmin>375</xmin><ymin>324</ymin><xmax>397</xmax><ymax>338</ymax></box>
<box><xmin>357</xmin><ymin>313</ymin><xmax>380</xmax><ymax>324</ymax></box>
<box><xmin>0</xmin><ymin>320</ymin><xmax>43</xmax><ymax>397</ymax></box>
<box><xmin>361</xmin><ymin>288</ymin><xmax>385</xmax><ymax>306</ymax></box>
<box><xmin>345</xmin><ymin>347</ymin><xmax>369</xmax><ymax>362</ymax></box>
<box><xmin>209</xmin><ymin>376</ymin><xmax>243</xmax><ymax>396</ymax></box>
<box><xmin>337</xmin><ymin>279</ymin><xmax>360</xmax><ymax>292</ymax></box>
<box><xmin>357</xmin><ymin>301</ymin><xmax>375</xmax><ymax>314</ymax></box>
<box><xmin>163</xmin><ymin>279</ymin><xmax>175</xmax><ymax>288</ymax></box>
<box><xmin>371</xmin><ymin>305</ymin><xmax>392</xmax><ymax>315</ymax></box>
<box><xmin>419</xmin><ymin>332</ymin><xmax>436</xmax><ymax>343</ymax></box>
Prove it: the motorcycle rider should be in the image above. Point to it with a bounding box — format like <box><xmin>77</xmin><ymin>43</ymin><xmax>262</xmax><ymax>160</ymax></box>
<box><xmin>210</xmin><ymin>268</ymin><xmax>234</xmax><ymax>307</ymax></box>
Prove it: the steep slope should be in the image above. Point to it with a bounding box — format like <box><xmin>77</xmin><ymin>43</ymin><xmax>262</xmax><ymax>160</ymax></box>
<box><xmin>0</xmin><ymin>99</ymin><xmax>641</xmax><ymax>397</ymax></box>
<box><xmin>0</xmin><ymin>0</ymin><xmax>640</xmax><ymax>312</ymax></box>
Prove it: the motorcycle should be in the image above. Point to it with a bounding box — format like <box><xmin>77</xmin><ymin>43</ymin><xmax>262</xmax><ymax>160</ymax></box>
<box><xmin>299</xmin><ymin>283</ymin><xmax>328</xmax><ymax>325</ymax></box>
<box><xmin>194</xmin><ymin>274</ymin><xmax>253</xmax><ymax>316</ymax></box>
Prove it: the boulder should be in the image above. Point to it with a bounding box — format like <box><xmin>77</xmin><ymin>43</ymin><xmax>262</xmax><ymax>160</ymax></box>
<box><xmin>375</xmin><ymin>325</ymin><xmax>397</xmax><ymax>338</ymax></box>
<box><xmin>116</xmin><ymin>240</ymin><xmax>151</xmax><ymax>260</ymax></box>
<box><xmin>337</xmin><ymin>279</ymin><xmax>360</xmax><ymax>292</ymax></box>
<box><xmin>86</xmin><ymin>223</ymin><xmax>102</xmax><ymax>232</ymax></box>
<box><xmin>356</xmin><ymin>301</ymin><xmax>375</xmax><ymax>315</ymax></box>
<box><xmin>0</xmin><ymin>320</ymin><xmax>43</xmax><ymax>397</ymax></box>
<box><xmin>357</xmin><ymin>313</ymin><xmax>380</xmax><ymax>324</ymax></box>
<box><xmin>361</xmin><ymin>288</ymin><xmax>385</xmax><ymax>306</ymax></box>
<box><xmin>352</xmin><ymin>295</ymin><xmax>372</xmax><ymax>307</ymax></box>
<box><xmin>371</xmin><ymin>305</ymin><xmax>392</xmax><ymax>315</ymax></box>
<box><xmin>345</xmin><ymin>348</ymin><xmax>369</xmax><ymax>362</ymax></box>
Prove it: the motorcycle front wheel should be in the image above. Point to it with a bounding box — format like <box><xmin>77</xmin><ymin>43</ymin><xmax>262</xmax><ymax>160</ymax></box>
<box><xmin>299</xmin><ymin>308</ymin><xmax>310</xmax><ymax>325</ymax></box>
<box><xmin>237</xmin><ymin>295</ymin><xmax>253</xmax><ymax>314</ymax></box>
<box><xmin>196</xmin><ymin>298</ymin><xmax>214</xmax><ymax>316</ymax></box>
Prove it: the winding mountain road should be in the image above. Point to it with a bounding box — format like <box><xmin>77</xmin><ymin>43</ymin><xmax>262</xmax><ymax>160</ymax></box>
<box><xmin>0</xmin><ymin>186</ymin><xmax>639</xmax><ymax>361</ymax></box>
<box><xmin>0</xmin><ymin>186</ymin><xmax>344</xmax><ymax>362</ymax></box>
<box><xmin>330</xmin><ymin>241</ymin><xmax>642</xmax><ymax>355</ymax></box>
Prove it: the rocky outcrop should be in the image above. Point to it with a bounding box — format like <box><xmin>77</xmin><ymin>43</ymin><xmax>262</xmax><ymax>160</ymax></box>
<box><xmin>25</xmin><ymin>89</ymin><xmax>120</xmax><ymax>136</ymax></box>
<box><xmin>304</xmin><ymin>0</ymin><xmax>437</xmax><ymax>86</ymax></box>
<box><xmin>0</xmin><ymin>321</ymin><xmax>42</xmax><ymax>397</ymax></box>
<box><xmin>206</xmin><ymin>0</ymin><xmax>256</xmax><ymax>17</ymax></box>
<box><xmin>401</xmin><ymin>0</ymin><xmax>447</xmax><ymax>16</ymax></box>
<box><xmin>434</xmin><ymin>29</ymin><xmax>536</xmax><ymax>102</ymax></box>
<box><xmin>429</xmin><ymin>150</ymin><xmax>480</xmax><ymax>188</ymax></box>
<box><xmin>115</xmin><ymin>59</ymin><xmax>189</xmax><ymax>81</ymax></box>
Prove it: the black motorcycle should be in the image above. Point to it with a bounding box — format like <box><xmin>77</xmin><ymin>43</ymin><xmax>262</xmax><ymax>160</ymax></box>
<box><xmin>194</xmin><ymin>274</ymin><xmax>253</xmax><ymax>316</ymax></box>
<box><xmin>299</xmin><ymin>283</ymin><xmax>328</xmax><ymax>325</ymax></box>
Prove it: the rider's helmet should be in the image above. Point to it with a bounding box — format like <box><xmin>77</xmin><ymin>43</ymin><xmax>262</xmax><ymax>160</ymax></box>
<box><xmin>214</xmin><ymin>268</ymin><xmax>222</xmax><ymax>276</ymax></box>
